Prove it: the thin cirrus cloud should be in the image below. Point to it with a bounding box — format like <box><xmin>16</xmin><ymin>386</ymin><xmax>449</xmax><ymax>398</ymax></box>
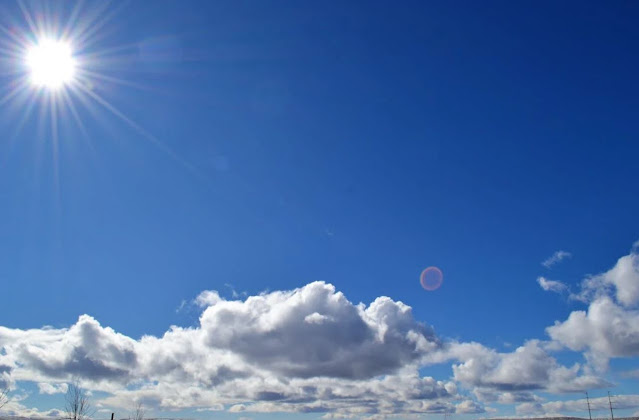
<box><xmin>542</xmin><ymin>250</ymin><xmax>572</xmax><ymax>269</ymax></box>
<box><xmin>3</xmin><ymin>249</ymin><xmax>639</xmax><ymax>417</ymax></box>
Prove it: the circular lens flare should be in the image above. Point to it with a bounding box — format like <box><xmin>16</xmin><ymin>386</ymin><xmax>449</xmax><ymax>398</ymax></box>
<box><xmin>420</xmin><ymin>266</ymin><xmax>443</xmax><ymax>291</ymax></box>
<box><xmin>26</xmin><ymin>38</ymin><xmax>76</xmax><ymax>89</ymax></box>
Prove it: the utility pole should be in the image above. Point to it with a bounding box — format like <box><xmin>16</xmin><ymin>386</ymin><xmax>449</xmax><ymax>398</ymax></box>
<box><xmin>608</xmin><ymin>391</ymin><xmax>615</xmax><ymax>420</ymax></box>
<box><xmin>585</xmin><ymin>391</ymin><xmax>592</xmax><ymax>420</ymax></box>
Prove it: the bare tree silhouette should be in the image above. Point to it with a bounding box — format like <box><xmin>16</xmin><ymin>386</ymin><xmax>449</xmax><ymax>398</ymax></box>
<box><xmin>130</xmin><ymin>402</ymin><xmax>145</xmax><ymax>420</ymax></box>
<box><xmin>0</xmin><ymin>386</ymin><xmax>8</xmax><ymax>410</ymax></box>
<box><xmin>64</xmin><ymin>379</ymin><xmax>93</xmax><ymax>420</ymax></box>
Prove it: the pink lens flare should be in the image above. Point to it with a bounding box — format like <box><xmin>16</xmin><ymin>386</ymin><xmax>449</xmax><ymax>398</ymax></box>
<box><xmin>420</xmin><ymin>266</ymin><xmax>443</xmax><ymax>291</ymax></box>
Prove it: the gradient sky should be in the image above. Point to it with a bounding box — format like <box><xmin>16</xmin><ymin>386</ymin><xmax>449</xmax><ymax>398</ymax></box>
<box><xmin>1</xmin><ymin>1</ymin><xmax>639</xmax><ymax>420</ymax></box>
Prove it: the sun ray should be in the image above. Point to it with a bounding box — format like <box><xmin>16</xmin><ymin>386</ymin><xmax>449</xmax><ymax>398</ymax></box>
<box><xmin>60</xmin><ymin>88</ymin><xmax>90</xmax><ymax>142</ymax></box>
<box><xmin>0</xmin><ymin>76</ymin><xmax>31</xmax><ymax>107</ymax></box>
<box><xmin>75</xmin><ymin>68</ymin><xmax>152</xmax><ymax>92</ymax></box>
<box><xmin>49</xmin><ymin>91</ymin><xmax>61</xmax><ymax>204</ymax></box>
<box><xmin>75</xmin><ymin>82</ymin><xmax>198</xmax><ymax>174</ymax></box>
<box><xmin>4</xmin><ymin>88</ymin><xmax>39</xmax><ymax>146</ymax></box>
<box><xmin>69</xmin><ymin>1</ymin><xmax>126</xmax><ymax>50</ymax></box>
<box><xmin>16</xmin><ymin>1</ymin><xmax>39</xmax><ymax>41</ymax></box>
<box><xmin>61</xmin><ymin>0</ymin><xmax>85</xmax><ymax>41</ymax></box>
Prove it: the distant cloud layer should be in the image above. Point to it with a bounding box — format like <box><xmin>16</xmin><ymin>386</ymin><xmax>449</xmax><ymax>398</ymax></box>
<box><xmin>542</xmin><ymin>250</ymin><xmax>572</xmax><ymax>268</ymax></box>
<box><xmin>2</xmin><ymin>248</ymin><xmax>639</xmax><ymax>418</ymax></box>
<box><xmin>517</xmin><ymin>394</ymin><xmax>639</xmax><ymax>417</ymax></box>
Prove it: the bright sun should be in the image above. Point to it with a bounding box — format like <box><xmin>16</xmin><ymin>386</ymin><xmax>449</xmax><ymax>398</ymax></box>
<box><xmin>26</xmin><ymin>39</ymin><xmax>76</xmax><ymax>89</ymax></box>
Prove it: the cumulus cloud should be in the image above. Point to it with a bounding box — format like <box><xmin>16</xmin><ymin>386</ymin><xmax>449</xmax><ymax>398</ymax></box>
<box><xmin>194</xmin><ymin>290</ymin><xmax>222</xmax><ymax>307</ymax></box>
<box><xmin>537</xmin><ymin>277</ymin><xmax>568</xmax><ymax>294</ymax></box>
<box><xmin>199</xmin><ymin>281</ymin><xmax>438</xmax><ymax>379</ymax></box>
<box><xmin>542</xmin><ymin>251</ymin><xmax>572</xmax><ymax>269</ymax></box>
<box><xmin>547</xmin><ymin>296</ymin><xmax>639</xmax><ymax>371</ymax></box>
<box><xmin>0</xmin><ymin>281</ymin><xmax>617</xmax><ymax>417</ymax></box>
<box><xmin>455</xmin><ymin>400</ymin><xmax>485</xmax><ymax>414</ymax></box>
<box><xmin>604</xmin><ymin>252</ymin><xmax>639</xmax><ymax>306</ymax></box>
<box><xmin>0</xmin><ymin>315</ymin><xmax>138</xmax><ymax>386</ymax></box>
<box><xmin>0</xmin><ymin>395</ymin><xmax>64</xmax><ymax>418</ymax></box>
<box><xmin>547</xmin><ymin>248</ymin><xmax>639</xmax><ymax>371</ymax></box>
<box><xmin>0</xmin><ymin>282</ymin><xmax>463</xmax><ymax>417</ymax></box>
<box><xmin>572</xmin><ymin>252</ymin><xmax>639</xmax><ymax>307</ymax></box>
<box><xmin>442</xmin><ymin>341</ymin><xmax>610</xmax><ymax>394</ymax></box>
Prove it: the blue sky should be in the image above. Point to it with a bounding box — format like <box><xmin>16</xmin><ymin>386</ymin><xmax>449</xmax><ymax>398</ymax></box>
<box><xmin>1</xmin><ymin>1</ymin><xmax>638</xmax><ymax>419</ymax></box>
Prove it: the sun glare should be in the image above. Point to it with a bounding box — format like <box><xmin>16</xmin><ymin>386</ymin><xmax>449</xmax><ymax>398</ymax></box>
<box><xmin>26</xmin><ymin>38</ymin><xmax>76</xmax><ymax>89</ymax></box>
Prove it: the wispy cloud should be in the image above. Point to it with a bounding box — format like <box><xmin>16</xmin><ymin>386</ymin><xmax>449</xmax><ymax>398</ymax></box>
<box><xmin>537</xmin><ymin>276</ymin><xmax>568</xmax><ymax>293</ymax></box>
<box><xmin>542</xmin><ymin>250</ymin><xmax>572</xmax><ymax>268</ymax></box>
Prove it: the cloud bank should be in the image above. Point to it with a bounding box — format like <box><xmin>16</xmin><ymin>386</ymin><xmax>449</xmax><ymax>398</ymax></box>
<box><xmin>0</xmin><ymin>282</ymin><xmax>469</xmax><ymax>417</ymax></box>
<box><xmin>3</xmin><ymin>246</ymin><xmax>639</xmax><ymax>418</ymax></box>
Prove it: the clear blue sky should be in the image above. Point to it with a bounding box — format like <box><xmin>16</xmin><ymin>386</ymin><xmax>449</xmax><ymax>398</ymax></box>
<box><xmin>1</xmin><ymin>1</ymin><xmax>638</xmax><ymax>419</ymax></box>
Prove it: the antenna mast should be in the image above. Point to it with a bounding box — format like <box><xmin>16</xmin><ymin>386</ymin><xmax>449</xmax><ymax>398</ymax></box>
<box><xmin>608</xmin><ymin>391</ymin><xmax>615</xmax><ymax>420</ymax></box>
<box><xmin>585</xmin><ymin>391</ymin><xmax>592</xmax><ymax>420</ymax></box>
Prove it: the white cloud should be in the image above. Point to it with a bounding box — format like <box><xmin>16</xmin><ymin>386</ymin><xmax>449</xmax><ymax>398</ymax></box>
<box><xmin>194</xmin><ymin>290</ymin><xmax>222</xmax><ymax>307</ymax></box>
<box><xmin>455</xmin><ymin>400</ymin><xmax>485</xmax><ymax>414</ymax></box>
<box><xmin>199</xmin><ymin>281</ymin><xmax>439</xmax><ymax>379</ymax></box>
<box><xmin>600</xmin><ymin>252</ymin><xmax>639</xmax><ymax>306</ymax></box>
<box><xmin>542</xmin><ymin>251</ymin><xmax>572</xmax><ymax>269</ymax></box>
<box><xmin>0</xmin><ymin>315</ymin><xmax>137</xmax><ymax>386</ymax></box>
<box><xmin>0</xmin><ymin>365</ymin><xmax>11</xmax><ymax>390</ymax></box>
<box><xmin>621</xmin><ymin>369</ymin><xmax>639</xmax><ymax>379</ymax></box>
<box><xmin>0</xmin><ymin>396</ymin><xmax>64</xmax><ymax>418</ymax></box>
<box><xmin>304</xmin><ymin>312</ymin><xmax>334</xmax><ymax>324</ymax></box>
<box><xmin>0</xmin><ymin>281</ymin><xmax>617</xmax><ymax>417</ymax></box>
<box><xmin>37</xmin><ymin>382</ymin><xmax>68</xmax><ymax>395</ymax></box>
<box><xmin>547</xmin><ymin>249</ymin><xmax>639</xmax><ymax>371</ymax></box>
<box><xmin>473</xmin><ymin>389</ymin><xmax>541</xmax><ymax>404</ymax></box>
<box><xmin>517</xmin><ymin>394</ymin><xmax>639</xmax><ymax>416</ymax></box>
<box><xmin>0</xmin><ymin>282</ymin><xmax>460</xmax><ymax>417</ymax></box>
<box><xmin>547</xmin><ymin>296</ymin><xmax>639</xmax><ymax>371</ymax></box>
<box><xmin>537</xmin><ymin>277</ymin><xmax>568</xmax><ymax>293</ymax></box>
<box><xmin>571</xmin><ymin>251</ymin><xmax>639</xmax><ymax>307</ymax></box>
<box><xmin>444</xmin><ymin>340</ymin><xmax>610</xmax><ymax>393</ymax></box>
